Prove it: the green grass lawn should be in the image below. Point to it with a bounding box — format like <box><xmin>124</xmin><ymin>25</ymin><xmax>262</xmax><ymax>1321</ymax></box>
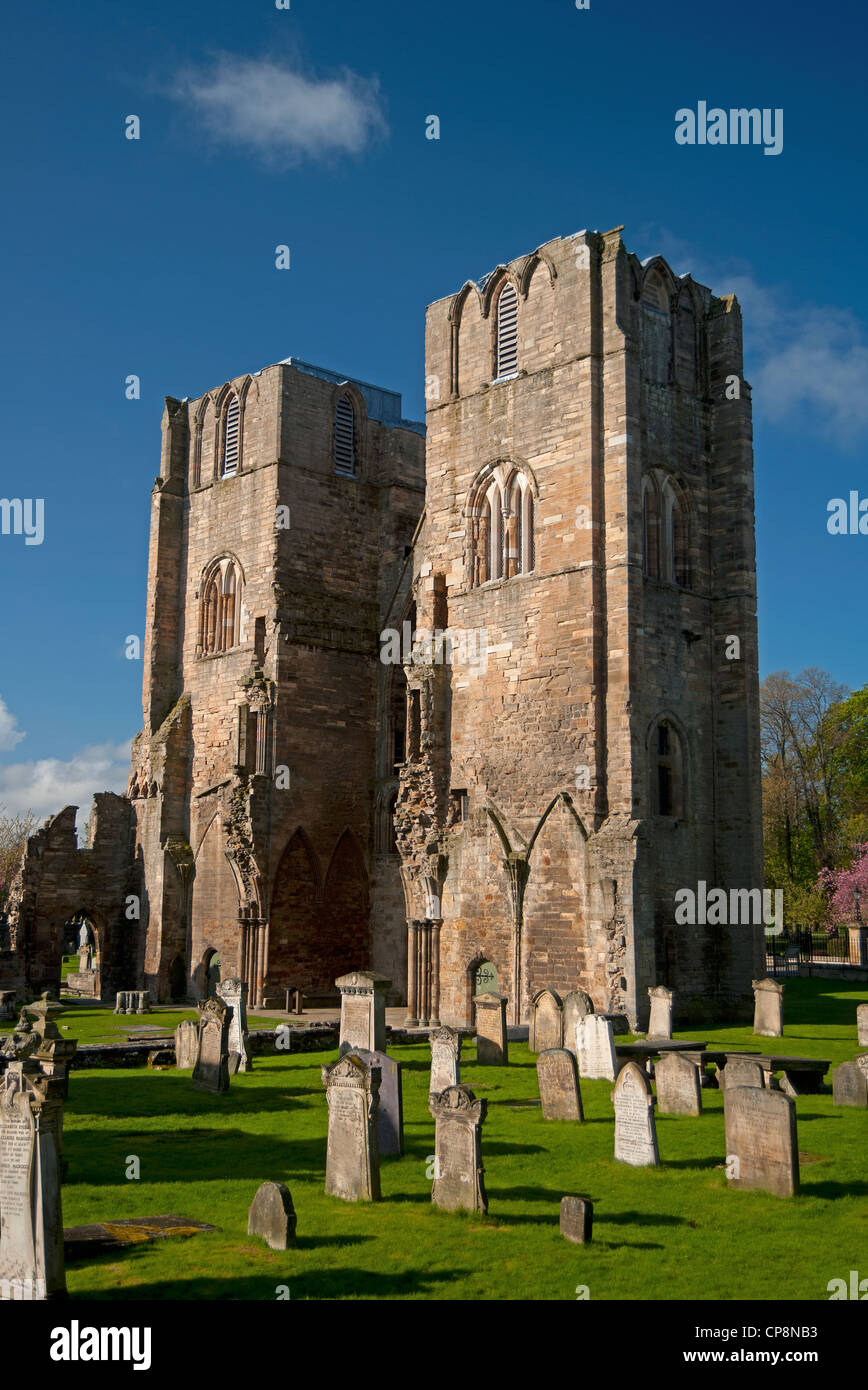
<box><xmin>0</xmin><ymin>1002</ymin><xmax>276</xmax><ymax>1044</ymax></box>
<box><xmin>19</xmin><ymin>978</ymin><xmax>868</xmax><ymax>1300</ymax></box>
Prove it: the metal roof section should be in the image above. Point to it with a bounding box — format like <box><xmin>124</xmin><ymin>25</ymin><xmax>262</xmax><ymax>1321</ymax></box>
<box><xmin>280</xmin><ymin>357</ymin><xmax>425</xmax><ymax>436</ymax></box>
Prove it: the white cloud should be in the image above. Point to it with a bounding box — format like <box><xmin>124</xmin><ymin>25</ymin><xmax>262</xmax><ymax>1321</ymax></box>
<box><xmin>170</xmin><ymin>54</ymin><xmax>387</xmax><ymax>165</ymax></box>
<box><xmin>0</xmin><ymin>740</ymin><xmax>132</xmax><ymax>822</ymax></box>
<box><xmin>0</xmin><ymin>696</ymin><xmax>24</xmax><ymax>752</ymax></box>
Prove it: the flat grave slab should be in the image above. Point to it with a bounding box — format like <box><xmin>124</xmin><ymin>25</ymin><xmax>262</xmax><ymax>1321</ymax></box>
<box><xmin>64</xmin><ymin>1215</ymin><xmax>218</xmax><ymax>1259</ymax></box>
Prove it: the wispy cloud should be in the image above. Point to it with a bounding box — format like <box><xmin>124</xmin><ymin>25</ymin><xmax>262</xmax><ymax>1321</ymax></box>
<box><xmin>637</xmin><ymin>225</ymin><xmax>868</xmax><ymax>449</ymax></box>
<box><xmin>169</xmin><ymin>54</ymin><xmax>388</xmax><ymax>165</ymax></box>
<box><xmin>0</xmin><ymin>739</ymin><xmax>132</xmax><ymax>821</ymax></box>
<box><xmin>0</xmin><ymin>696</ymin><xmax>25</xmax><ymax>752</ymax></box>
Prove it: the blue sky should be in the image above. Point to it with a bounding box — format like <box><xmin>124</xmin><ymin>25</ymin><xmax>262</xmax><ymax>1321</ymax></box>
<box><xmin>1</xmin><ymin>0</ymin><xmax>866</xmax><ymax>817</ymax></box>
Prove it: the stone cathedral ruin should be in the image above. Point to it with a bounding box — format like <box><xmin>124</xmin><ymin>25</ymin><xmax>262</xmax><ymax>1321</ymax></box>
<box><xmin>1</xmin><ymin>226</ymin><xmax>764</xmax><ymax>1029</ymax></box>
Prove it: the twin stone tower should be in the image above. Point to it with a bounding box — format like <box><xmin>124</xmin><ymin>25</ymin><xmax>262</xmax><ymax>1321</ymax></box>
<box><xmin>5</xmin><ymin>226</ymin><xmax>764</xmax><ymax>1030</ymax></box>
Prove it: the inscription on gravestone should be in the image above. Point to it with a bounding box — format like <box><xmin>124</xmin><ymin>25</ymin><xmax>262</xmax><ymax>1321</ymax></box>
<box><xmin>654</xmin><ymin>1050</ymin><xmax>702</xmax><ymax>1116</ymax></box>
<box><xmin>0</xmin><ymin>1060</ymin><xmax>66</xmax><ymax>1300</ymax></box>
<box><xmin>537</xmin><ymin>1049</ymin><xmax>583</xmax><ymax>1121</ymax></box>
<box><xmin>647</xmin><ymin>986</ymin><xmax>674</xmax><ymax>1040</ymax></box>
<box><xmin>858</xmin><ymin>1004</ymin><xmax>868</xmax><ymax>1048</ymax></box>
<box><xmin>191</xmin><ymin>997</ymin><xmax>230</xmax><ymax>1095</ymax></box>
<box><xmin>832</xmin><ymin>1060</ymin><xmax>868</xmax><ymax>1108</ymax></box>
<box><xmin>174</xmin><ymin>1020</ymin><xmax>198</xmax><ymax>1071</ymax></box>
<box><xmin>321</xmin><ymin>1054</ymin><xmax>381</xmax><ymax>1201</ymax></box>
<box><xmin>336</xmin><ymin>971</ymin><xmax>391</xmax><ymax>1054</ymax></box>
<box><xmin>217</xmin><ymin>977</ymin><xmax>251</xmax><ymax>1074</ymax></box>
<box><xmin>724</xmin><ymin>1085</ymin><xmax>799</xmax><ymax>1197</ymax></box>
<box><xmin>474</xmin><ymin>993</ymin><xmax>509</xmax><ymax>1065</ymax></box>
<box><xmin>529</xmin><ymin>988</ymin><xmax>563</xmax><ymax>1054</ymax></box>
<box><xmin>429</xmin><ymin>1026</ymin><xmax>461</xmax><ymax>1095</ymax></box>
<box><xmin>429</xmin><ymin>1085</ymin><xmax>487</xmax><ymax>1213</ymax></box>
<box><xmin>612</xmin><ymin>1061</ymin><xmax>659</xmax><ymax>1166</ymax></box>
<box><xmin>721</xmin><ymin>1058</ymin><xmax>765</xmax><ymax>1091</ymax></box>
<box><xmin>576</xmin><ymin>1014</ymin><xmax>617</xmax><ymax>1081</ymax></box>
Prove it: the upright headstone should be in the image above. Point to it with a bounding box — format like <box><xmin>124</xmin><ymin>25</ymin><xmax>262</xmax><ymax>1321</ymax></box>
<box><xmin>858</xmin><ymin>1004</ymin><xmax>868</xmax><ymax>1048</ymax></box>
<box><xmin>832</xmin><ymin>1061</ymin><xmax>868</xmax><ymax>1108</ymax></box>
<box><xmin>752</xmin><ymin>978</ymin><xmax>784</xmax><ymax>1038</ymax></box>
<box><xmin>563</xmin><ymin>990</ymin><xmax>595</xmax><ymax>1057</ymax></box>
<box><xmin>560</xmin><ymin>1196</ymin><xmax>593</xmax><ymax>1244</ymax></box>
<box><xmin>336</xmin><ymin>971</ymin><xmax>391</xmax><ymax>1054</ymax></box>
<box><xmin>474</xmin><ymin>993</ymin><xmax>509</xmax><ymax>1065</ymax></box>
<box><xmin>647</xmin><ymin>986</ymin><xmax>674</xmax><ymax>1040</ymax></box>
<box><xmin>0</xmin><ymin>1059</ymin><xmax>66</xmax><ymax>1300</ymax></box>
<box><xmin>575</xmin><ymin>1014</ymin><xmax>617</xmax><ymax>1081</ymax></box>
<box><xmin>429</xmin><ymin>1025</ymin><xmax>461</xmax><ymax>1095</ymax></box>
<box><xmin>612</xmin><ymin>1061</ymin><xmax>660</xmax><ymax>1167</ymax></box>
<box><xmin>654</xmin><ymin>1051</ymin><xmax>701</xmax><ymax>1116</ymax></box>
<box><xmin>537</xmin><ymin>1048</ymin><xmax>583</xmax><ymax>1121</ymax></box>
<box><xmin>529</xmin><ymin>988</ymin><xmax>563</xmax><ymax>1053</ymax></box>
<box><xmin>321</xmin><ymin>1054</ymin><xmax>381</xmax><ymax>1202</ymax></box>
<box><xmin>721</xmin><ymin>1058</ymin><xmax>765</xmax><ymax>1091</ymax></box>
<box><xmin>247</xmin><ymin>1182</ymin><xmax>296</xmax><ymax>1249</ymax></box>
<box><xmin>429</xmin><ymin>1085</ymin><xmax>487</xmax><ymax>1213</ymax></box>
<box><xmin>217</xmin><ymin>976</ymin><xmax>251</xmax><ymax>1074</ymax></box>
<box><xmin>724</xmin><ymin>1085</ymin><xmax>799</xmax><ymax>1196</ymax></box>
<box><xmin>353</xmin><ymin>1048</ymin><xmax>403</xmax><ymax>1155</ymax></box>
<box><xmin>191</xmin><ymin>996</ymin><xmax>230</xmax><ymax>1094</ymax></box>
<box><xmin>174</xmin><ymin>1020</ymin><xmax>198</xmax><ymax>1070</ymax></box>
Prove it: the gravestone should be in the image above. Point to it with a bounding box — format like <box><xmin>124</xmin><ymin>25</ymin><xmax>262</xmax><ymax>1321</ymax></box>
<box><xmin>336</xmin><ymin>971</ymin><xmax>391</xmax><ymax>1054</ymax></box>
<box><xmin>724</xmin><ymin>1085</ymin><xmax>799</xmax><ymax>1196</ymax></box>
<box><xmin>721</xmin><ymin>1058</ymin><xmax>765</xmax><ymax>1091</ymax></box>
<box><xmin>28</xmin><ymin>999</ymin><xmax>76</xmax><ymax>1102</ymax></box>
<box><xmin>473</xmin><ymin>993</ymin><xmax>509</xmax><ymax>1065</ymax></box>
<box><xmin>563</xmin><ymin>990</ymin><xmax>595</xmax><ymax>1056</ymax></box>
<box><xmin>174</xmin><ymin>1020</ymin><xmax>198</xmax><ymax>1070</ymax></box>
<box><xmin>856</xmin><ymin>1053</ymin><xmax>868</xmax><ymax>1082</ymax></box>
<box><xmin>832</xmin><ymin>1061</ymin><xmax>868</xmax><ymax>1108</ymax></box>
<box><xmin>537</xmin><ymin>1048</ymin><xmax>583</xmax><ymax>1121</ymax></box>
<box><xmin>191</xmin><ymin>996</ymin><xmax>230</xmax><ymax>1095</ymax></box>
<box><xmin>217</xmin><ymin>976</ymin><xmax>251</xmax><ymax>1074</ymax></box>
<box><xmin>529</xmin><ymin>988</ymin><xmax>563</xmax><ymax>1053</ymax></box>
<box><xmin>247</xmin><ymin>1182</ymin><xmax>296</xmax><ymax>1249</ymax></box>
<box><xmin>655</xmin><ymin>1050</ymin><xmax>702</xmax><ymax>1116</ymax></box>
<box><xmin>647</xmin><ymin>986</ymin><xmax>674</xmax><ymax>1040</ymax></box>
<box><xmin>429</xmin><ymin>1085</ymin><xmax>487</xmax><ymax>1213</ymax></box>
<box><xmin>612</xmin><ymin>1061</ymin><xmax>659</xmax><ymax>1166</ymax></box>
<box><xmin>429</xmin><ymin>1025</ymin><xmax>461</xmax><ymax>1095</ymax></box>
<box><xmin>0</xmin><ymin>1059</ymin><xmax>66</xmax><ymax>1300</ymax></box>
<box><xmin>560</xmin><ymin>1196</ymin><xmax>593</xmax><ymax>1244</ymax></box>
<box><xmin>353</xmin><ymin>1048</ymin><xmax>404</xmax><ymax>1156</ymax></box>
<box><xmin>321</xmin><ymin>1054</ymin><xmax>381</xmax><ymax>1201</ymax></box>
<box><xmin>752</xmin><ymin>978</ymin><xmax>784</xmax><ymax>1038</ymax></box>
<box><xmin>858</xmin><ymin>1004</ymin><xmax>868</xmax><ymax>1048</ymax></box>
<box><xmin>576</xmin><ymin>1014</ymin><xmax>617</xmax><ymax>1081</ymax></box>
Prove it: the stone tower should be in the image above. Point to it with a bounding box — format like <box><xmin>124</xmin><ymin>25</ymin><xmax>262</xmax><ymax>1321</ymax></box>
<box><xmin>396</xmin><ymin>227</ymin><xmax>763</xmax><ymax>1029</ymax></box>
<box><xmin>129</xmin><ymin>358</ymin><xmax>424</xmax><ymax>1005</ymax></box>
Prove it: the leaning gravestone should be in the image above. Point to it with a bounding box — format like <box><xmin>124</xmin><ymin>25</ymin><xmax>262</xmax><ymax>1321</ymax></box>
<box><xmin>474</xmin><ymin>993</ymin><xmax>509</xmax><ymax>1065</ymax></box>
<box><xmin>563</xmin><ymin>990</ymin><xmax>594</xmax><ymax>1056</ymax></box>
<box><xmin>353</xmin><ymin>1048</ymin><xmax>404</xmax><ymax>1156</ymax></box>
<box><xmin>537</xmin><ymin>1048</ymin><xmax>583</xmax><ymax>1121</ymax></box>
<box><xmin>529</xmin><ymin>988</ymin><xmax>563</xmax><ymax>1053</ymax></box>
<box><xmin>832</xmin><ymin>1060</ymin><xmax>868</xmax><ymax>1108</ymax></box>
<box><xmin>217</xmin><ymin>976</ymin><xmax>251</xmax><ymax>1074</ymax></box>
<box><xmin>647</xmin><ymin>986</ymin><xmax>674</xmax><ymax>1040</ymax></box>
<box><xmin>721</xmin><ymin>1058</ymin><xmax>765</xmax><ymax>1091</ymax></box>
<box><xmin>858</xmin><ymin>1004</ymin><xmax>868</xmax><ymax>1048</ymax></box>
<box><xmin>336</xmin><ymin>971</ymin><xmax>391</xmax><ymax>1054</ymax></box>
<box><xmin>321</xmin><ymin>1054</ymin><xmax>381</xmax><ymax>1201</ymax></box>
<box><xmin>612</xmin><ymin>1061</ymin><xmax>660</xmax><ymax>1166</ymax></box>
<box><xmin>560</xmin><ymin>1196</ymin><xmax>593</xmax><ymax>1244</ymax></box>
<box><xmin>655</xmin><ymin>1050</ymin><xmax>702</xmax><ymax>1116</ymax></box>
<box><xmin>752</xmin><ymin>978</ymin><xmax>784</xmax><ymax>1038</ymax></box>
<box><xmin>429</xmin><ymin>1026</ymin><xmax>461</xmax><ymax>1095</ymax></box>
<box><xmin>191</xmin><ymin>997</ymin><xmax>230</xmax><ymax>1095</ymax></box>
<box><xmin>576</xmin><ymin>1014</ymin><xmax>617</xmax><ymax>1081</ymax></box>
<box><xmin>0</xmin><ymin>1059</ymin><xmax>66</xmax><ymax>1300</ymax></box>
<box><xmin>724</xmin><ymin>1085</ymin><xmax>799</xmax><ymax>1196</ymax></box>
<box><xmin>247</xmin><ymin>1182</ymin><xmax>296</xmax><ymax>1249</ymax></box>
<box><xmin>174</xmin><ymin>1020</ymin><xmax>198</xmax><ymax>1070</ymax></box>
<box><xmin>429</xmin><ymin>1085</ymin><xmax>487</xmax><ymax>1213</ymax></box>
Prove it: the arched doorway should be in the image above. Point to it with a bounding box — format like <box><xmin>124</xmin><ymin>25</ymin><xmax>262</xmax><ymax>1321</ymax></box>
<box><xmin>203</xmin><ymin>949</ymin><xmax>221</xmax><ymax>998</ymax></box>
<box><xmin>169</xmin><ymin>953</ymin><xmax>187</xmax><ymax>1002</ymax></box>
<box><xmin>63</xmin><ymin>913</ymin><xmax>100</xmax><ymax>998</ymax></box>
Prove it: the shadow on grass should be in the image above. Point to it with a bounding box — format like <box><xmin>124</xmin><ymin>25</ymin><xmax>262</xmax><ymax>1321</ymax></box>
<box><xmin>65</xmin><ymin>1232</ymin><xmax>373</xmax><ymax>1267</ymax></box>
<box><xmin>661</xmin><ymin>1156</ymin><xmax>724</xmax><ymax>1171</ymax></box>
<box><xmin>596</xmin><ymin>1210</ymin><xmax>690</xmax><ymax>1227</ymax></box>
<box><xmin>79</xmin><ymin>1267</ymin><xmax>469</xmax><ymax>1300</ymax></box>
<box><xmin>799</xmin><ymin>1179</ymin><xmax>868</xmax><ymax>1199</ymax></box>
<box><xmin>67</xmin><ymin>1073</ymin><xmax>317</xmax><ymax>1120</ymax></box>
<box><xmin>64</xmin><ymin>1128</ymin><xmax>327</xmax><ymax>1184</ymax></box>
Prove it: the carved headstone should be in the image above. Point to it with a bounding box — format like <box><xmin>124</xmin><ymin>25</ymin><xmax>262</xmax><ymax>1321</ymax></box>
<box><xmin>563</xmin><ymin>990</ymin><xmax>594</xmax><ymax>1056</ymax></box>
<box><xmin>721</xmin><ymin>1058</ymin><xmax>765</xmax><ymax>1091</ymax></box>
<box><xmin>353</xmin><ymin>1048</ymin><xmax>403</xmax><ymax>1155</ymax></box>
<box><xmin>217</xmin><ymin>976</ymin><xmax>251</xmax><ymax>1074</ymax></box>
<box><xmin>655</xmin><ymin>1050</ymin><xmax>702</xmax><ymax>1116</ymax></box>
<box><xmin>724</xmin><ymin>1086</ymin><xmax>799</xmax><ymax>1196</ymax></box>
<box><xmin>247</xmin><ymin>1181</ymin><xmax>296</xmax><ymax>1249</ymax></box>
<box><xmin>612</xmin><ymin>1061</ymin><xmax>659</xmax><ymax>1166</ymax></box>
<box><xmin>429</xmin><ymin>1085</ymin><xmax>487</xmax><ymax>1213</ymax></box>
<box><xmin>647</xmin><ymin>985</ymin><xmax>674</xmax><ymax>1040</ymax></box>
<box><xmin>576</xmin><ymin>1014</ymin><xmax>617</xmax><ymax>1081</ymax></box>
<box><xmin>0</xmin><ymin>1060</ymin><xmax>66</xmax><ymax>1300</ymax></box>
<box><xmin>191</xmin><ymin>997</ymin><xmax>230</xmax><ymax>1094</ymax></box>
<box><xmin>752</xmin><ymin>978</ymin><xmax>784</xmax><ymax>1038</ymax></box>
<box><xmin>321</xmin><ymin>1054</ymin><xmax>381</xmax><ymax>1201</ymax></box>
<box><xmin>174</xmin><ymin>1020</ymin><xmax>199</xmax><ymax>1070</ymax></box>
<box><xmin>537</xmin><ymin>1048</ymin><xmax>584</xmax><ymax>1121</ymax></box>
<box><xmin>858</xmin><ymin>1004</ymin><xmax>868</xmax><ymax>1048</ymax></box>
<box><xmin>336</xmin><ymin>971</ymin><xmax>391</xmax><ymax>1054</ymax></box>
<box><xmin>832</xmin><ymin>1060</ymin><xmax>868</xmax><ymax>1108</ymax></box>
<box><xmin>560</xmin><ymin>1196</ymin><xmax>593</xmax><ymax>1244</ymax></box>
<box><xmin>529</xmin><ymin>988</ymin><xmax>563</xmax><ymax>1053</ymax></box>
<box><xmin>429</xmin><ymin>1026</ymin><xmax>461</xmax><ymax>1095</ymax></box>
<box><xmin>473</xmin><ymin>993</ymin><xmax>509</xmax><ymax>1065</ymax></box>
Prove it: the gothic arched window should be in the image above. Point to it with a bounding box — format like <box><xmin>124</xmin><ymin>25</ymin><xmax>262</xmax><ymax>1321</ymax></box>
<box><xmin>468</xmin><ymin>465</ymin><xmax>536</xmax><ymax>588</ymax></box>
<box><xmin>643</xmin><ymin>477</ymin><xmax>661</xmax><ymax>579</ymax></box>
<box><xmin>665</xmin><ymin>483</ymin><xmax>691</xmax><ymax>588</ymax></box>
<box><xmin>334</xmin><ymin>394</ymin><xmax>356</xmax><ymax>476</ymax></box>
<box><xmin>495</xmin><ymin>281</ymin><xmax>519</xmax><ymax>378</ymax></box>
<box><xmin>199</xmin><ymin>557</ymin><xmax>243</xmax><ymax>656</ymax></box>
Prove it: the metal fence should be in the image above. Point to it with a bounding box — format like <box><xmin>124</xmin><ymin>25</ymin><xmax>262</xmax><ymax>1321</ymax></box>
<box><xmin>765</xmin><ymin>926</ymin><xmax>852</xmax><ymax>975</ymax></box>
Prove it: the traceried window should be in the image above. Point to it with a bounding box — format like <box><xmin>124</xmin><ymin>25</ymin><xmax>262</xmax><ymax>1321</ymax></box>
<box><xmin>221</xmin><ymin>395</ymin><xmax>240</xmax><ymax>478</ymax></box>
<box><xmin>495</xmin><ymin>281</ymin><xmax>519</xmax><ymax>378</ymax></box>
<box><xmin>468</xmin><ymin>466</ymin><xmax>536</xmax><ymax>588</ymax></box>
<box><xmin>198</xmin><ymin>557</ymin><xmax>243</xmax><ymax>656</ymax></box>
<box><xmin>643</xmin><ymin>475</ymin><xmax>691</xmax><ymax>589</ymax></box>
<box><xmin>334</xmin><ymin>394</ymin><xmax>356</xmax><ymax>476</ymax></box>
